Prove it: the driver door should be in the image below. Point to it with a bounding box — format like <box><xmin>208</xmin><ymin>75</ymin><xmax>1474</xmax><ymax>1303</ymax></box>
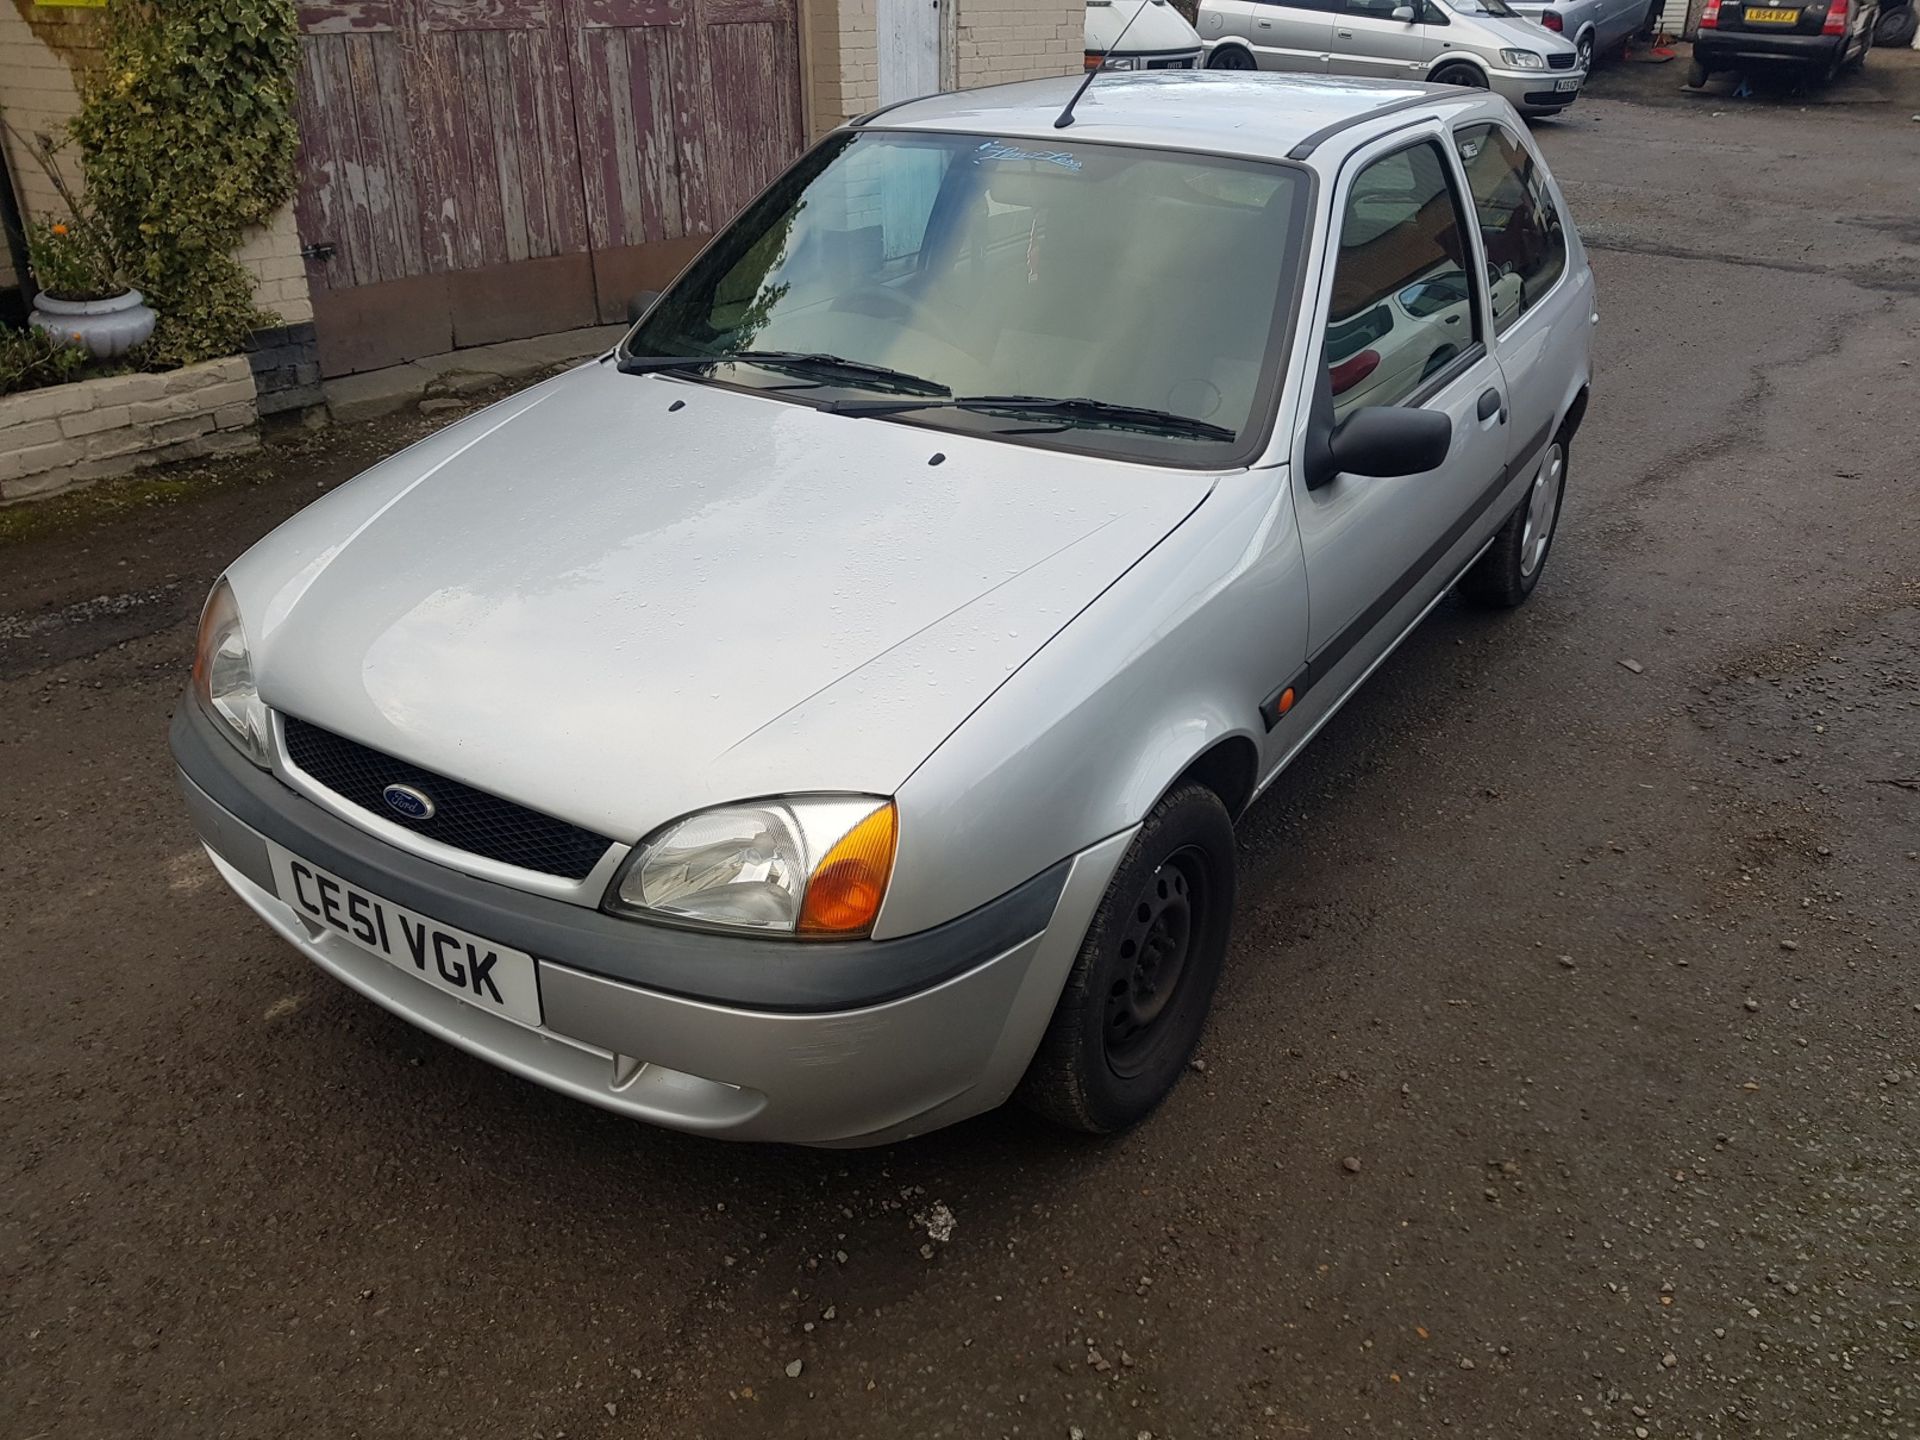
<box><xmin>1289</xmin><ymin>131</ymin><xmax>1510</xmax><ymax>675</ymax></box>
<box><xmin>1330</xmin><ymin>0</ymin><xmax>1434</xmax><ymax>75</ymax></box>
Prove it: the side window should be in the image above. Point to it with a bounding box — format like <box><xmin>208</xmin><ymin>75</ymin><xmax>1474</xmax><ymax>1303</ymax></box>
<box><xmin>1453</xmin><ymin>123</ymin><xmax>1566</xmax><ymax>337</ymax></box>
<box><xmin>1341</xmin><ymin>0</ymin><xmax>1408</xmax><ymax>16</ymax></box>
<box><xmin>1324</xmin><ymin>140</ymin><xmax>1480</xmax><ymax>420</ymax></box>
<box><xmin>1259</xmin><ymin>0</ymin><xmax>1337</xmax><ymax>10</ymax></box>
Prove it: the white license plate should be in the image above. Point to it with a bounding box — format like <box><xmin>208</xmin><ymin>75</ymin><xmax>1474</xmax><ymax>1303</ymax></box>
<box><xmin>1555</xmin><ymin>76</ymin><xmax>1581</xmax><ymax>91</ymax></box>
<box><xmin>268</xmin><ymin>843</ymin><xmax>542</xmax><ymax>1026</ymax></box>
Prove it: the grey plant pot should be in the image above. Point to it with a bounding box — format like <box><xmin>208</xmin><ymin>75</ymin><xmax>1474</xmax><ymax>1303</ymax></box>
<box><xmin>31</xmin><ymin>288</ymin><xmax>159</xmax><ymax>360</ymax></box>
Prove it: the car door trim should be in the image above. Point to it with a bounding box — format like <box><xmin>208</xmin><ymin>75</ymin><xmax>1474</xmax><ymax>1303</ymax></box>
<box><xmin>1303</xmin><ymin>412</ymin><xmax>1550</xmax><ymax>681</ymax></box>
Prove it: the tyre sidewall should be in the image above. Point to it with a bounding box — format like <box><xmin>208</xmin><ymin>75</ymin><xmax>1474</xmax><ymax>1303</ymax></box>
<box><xmin>1050</xmin><ymin>787</ymin><xmax>1237</xmax><ymax>1132</ymax></box>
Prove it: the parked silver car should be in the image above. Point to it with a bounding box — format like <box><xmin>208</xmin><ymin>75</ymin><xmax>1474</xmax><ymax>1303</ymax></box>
<box><xmin>174</xmin><ymin>72</ymin><xmax>1594</xmax><ymax>1147</ymax></box>
<box><xmin>1506</xmin><ymin>0</ymin><xmax>1663</xmax><ymax>70</ymax></box>
<box><xmin>1199</xmin><ymin>0</ymin><xmax>1588</xmax><ymax>115</ymax></box>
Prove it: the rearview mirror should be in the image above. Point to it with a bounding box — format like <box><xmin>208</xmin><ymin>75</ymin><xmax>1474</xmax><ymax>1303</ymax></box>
<box><xmin>626</xmin><ymin>289</ymin><xmax>662</xmax><ymax>323</ymax></box>
<box><xmin>1392</xmin><ymin>5</ymin><xmax>1416</xmax><ymax>19</ymax></box>
<box><xmin>1326</xmin><ymin>406</ymin><xmax>1453</xmax><ymax>479</ymax></box>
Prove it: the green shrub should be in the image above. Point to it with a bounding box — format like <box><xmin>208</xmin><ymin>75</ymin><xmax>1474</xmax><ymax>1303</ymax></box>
<box><xmin>0</xmin><ymin>325</ymin><xmax>90</xmax><ymax>396</ymax></box>
<box><xmin>69</xmin><ymin>0</ymin><xmax>299</xmax><ymax>367</ymax></box>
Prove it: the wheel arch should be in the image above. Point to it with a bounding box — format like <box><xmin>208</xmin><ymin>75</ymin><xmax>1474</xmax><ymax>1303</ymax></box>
<box><xmin>1163</xmin><ymin>734</ymin><xmax>1262</xmax><ymax>821</ymax></box>
<box><xmin>1205</xmin><ymin>38</ymin><xmax>1258</xmax><ymax>67</ymax></box>
<box><xmin>1560</xmin><ymin>383</ymin><xmax>1590</xmax><ymax>441</ymax></box>
<box><xmin>1426</xmin><ymin>52</ymin><xmax>1492</xmax><ymax>82</ymax></box>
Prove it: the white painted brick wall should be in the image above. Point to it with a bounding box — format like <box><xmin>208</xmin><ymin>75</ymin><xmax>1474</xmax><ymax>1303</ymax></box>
<box><xmin>0</xmin><ymin>355</ymin><xmax>260</xmax><ymax>504</ymax></box>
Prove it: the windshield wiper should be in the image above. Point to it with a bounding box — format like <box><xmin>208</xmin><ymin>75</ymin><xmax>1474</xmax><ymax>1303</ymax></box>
<box><xmin>618</xmin><ymin>349</ymin><xmax>949</xmax><ymax>397</ymax></box>
<box><xmin>833</xmin><ymin>392</ymin><xmax>1237</xmax><ymax>442</ymax></box>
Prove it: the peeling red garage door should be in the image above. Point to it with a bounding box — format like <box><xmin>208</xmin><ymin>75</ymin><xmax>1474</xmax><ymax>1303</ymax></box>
<box><xmin>293</xmin><ymin>0</ymin><xmax>804</xmax><ymax>377</ymax></box>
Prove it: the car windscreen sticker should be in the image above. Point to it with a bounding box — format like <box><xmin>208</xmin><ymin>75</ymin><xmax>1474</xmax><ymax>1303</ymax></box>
<box><xmin>973</xmin><ymin>139</ymin><xmax>1084</xmax><ymax>172</ymax></box>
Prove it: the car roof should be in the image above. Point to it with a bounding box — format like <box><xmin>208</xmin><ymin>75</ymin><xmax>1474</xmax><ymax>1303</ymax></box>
<box><xmin>859</xmin><ymin>71</ymin><xmax>1487</xmax><ymax>165</ymax></box>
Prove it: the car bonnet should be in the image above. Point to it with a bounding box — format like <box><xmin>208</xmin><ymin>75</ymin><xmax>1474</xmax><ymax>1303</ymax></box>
<box><xmin>229</xmin><ymin>361</ymin><xmax>1218</xmax><ymax>845</ymax></box>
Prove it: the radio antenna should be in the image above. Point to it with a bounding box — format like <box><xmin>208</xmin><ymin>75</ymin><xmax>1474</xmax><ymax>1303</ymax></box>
<box><xmin>1055</xmin><ymin>0</ymin><xmax>1154</xmax><ymax>129</ymax></box>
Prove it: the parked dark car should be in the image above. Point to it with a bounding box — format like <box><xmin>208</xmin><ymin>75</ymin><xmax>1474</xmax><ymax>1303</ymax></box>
<box><xmin>1689</xmin><ymin>0</ymin><xmax>1879</xmax><ymax>85</ymax></box>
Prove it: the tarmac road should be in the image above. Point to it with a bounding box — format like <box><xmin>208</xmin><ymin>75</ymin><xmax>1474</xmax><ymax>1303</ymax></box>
<box><xmin>3</xmin><ymin>79</ymin><xmax>1917</xmax><ymax>1440</ymax></box>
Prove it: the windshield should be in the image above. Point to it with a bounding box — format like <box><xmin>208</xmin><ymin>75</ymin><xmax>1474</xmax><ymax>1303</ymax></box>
<box><xmin>625</xmin><ymin>130</ymin><xmax>1309</xmax><ymax>465</ymax></box>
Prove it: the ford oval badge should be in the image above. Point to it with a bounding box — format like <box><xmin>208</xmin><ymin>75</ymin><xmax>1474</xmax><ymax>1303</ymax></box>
<box><xmin>382</xmin><ymin>783</ymin><xmax>436</xmax><ymax>821</ymax></box>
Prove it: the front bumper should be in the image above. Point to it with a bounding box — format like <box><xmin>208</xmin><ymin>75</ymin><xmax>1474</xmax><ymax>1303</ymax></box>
<box><xmin>1693</xmin><ymin>29</ymin><xmax>1843</xmax><ymax>65</ymax></box>
<box><xmin>172</xmin><ymin>701</ymin><xmax>1132</xmax><ymax>1146</ymax></box>
<box><xmin>1486</xmin><ymin>68</ymin><xmax>1586</xmax><ymax>113</ymax></box>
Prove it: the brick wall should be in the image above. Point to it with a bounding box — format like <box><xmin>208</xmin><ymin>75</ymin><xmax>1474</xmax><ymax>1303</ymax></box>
<box><xmin>0</xmin><ymin>5</ymin><xmax>98</xmax><ymax>223</ymax></box>
<box><xmin>952</xmin><ymin>0</ymin><xmax>1083</xmax><ymax>89</ymax></box>
<box><xmin>0</xmin><ymin>6</ymin><xmax>311</xmax><ymax>326</ymax></box>
<box><xmin>802</xmin><ymin>0</ymin><xmax>1082</xmax><ymax>136</ymax></box>
<box><xmin>232</xmin><ymin>203</ymin><xmax>314</xmax><ymax>327</ymax></box>
<box><xmin>0</xmin><ymin>355</ymin><xmax>259</xmax><ymax>504</ymax></box>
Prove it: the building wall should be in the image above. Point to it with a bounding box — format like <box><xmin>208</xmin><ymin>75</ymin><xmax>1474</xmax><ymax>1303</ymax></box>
<box><xmin>952</xmin><ymin>0</ymin><xmax>1085</xmax><ymax>89</ymax></box>
<box><xmin>801</xmin><ymin>0</ymin><xmax>1083</xmax><ymax>137</ymax></box>
<box><xmin>0</xmin><ymin>4</ymin><xmax>310</xmax><ymax>326</ymax></box>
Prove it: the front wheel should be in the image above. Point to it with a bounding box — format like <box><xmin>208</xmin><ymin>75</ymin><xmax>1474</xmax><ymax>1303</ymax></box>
<box><xmin>1018</xmin><ymin>785</ymin><xmax>1237</xmax><ymax>1134</ymax></box>
<box><xmin>1463</xmin><ymin>435</ymin><xmax>1567</xmax><ymax>608</ymax></box>
<box><xmin>1430</xmin><ymin>61</ymin><xmax>1489</xmax><ymax>87</ymax></box>
<box><xmin>1207</xmin><ymin>45</ymin><xmax>1256</xmax><ymax>70</ymax></box>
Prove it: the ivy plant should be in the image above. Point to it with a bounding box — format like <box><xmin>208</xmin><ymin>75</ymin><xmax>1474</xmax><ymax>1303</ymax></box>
<box><xmin>69</xmin><ymin>0</ymin><xmax>299</xmax><ymax>367</ymax></box>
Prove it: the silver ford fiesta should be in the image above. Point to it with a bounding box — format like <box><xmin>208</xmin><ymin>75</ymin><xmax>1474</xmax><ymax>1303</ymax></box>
<box><xmin>174</xmin><ymin>71</ymin><xmax>1593</xmax><ymax>1146</ymax></box>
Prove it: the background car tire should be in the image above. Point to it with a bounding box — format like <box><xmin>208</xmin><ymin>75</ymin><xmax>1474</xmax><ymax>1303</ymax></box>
<box><xmin>1687</xmin><ymin>58</ymin><xmax>1709</xmax><ymax>86</ymax></box>
<box><xmin>1207</xmin><ymin>46</ymin><xmax>1255</xmax><ymax>69</ymax></box>
<box><xmin>1464</xmin><ymin>434</ymin><xmax>1568</xmax><ymax>609</ymax></box>
<box><xmin>1575</xmin><ymin>31</ymin><xmax>1595</xmax><ymax>70</ymax></box>
<box><xmin>1642</xmin><ymin>0</ymin><xmax>1664</xmax><ymax>36</ymax></box>
<box><xmin>1018</xmin><ymin>785</ymin><xmax>1237</xmax><ymax>1134</ymax></box>
<box><xmin>1875</xmin><ymin>3</ymin><xmax>1917</xmax><ymax>46</ymax></box>
<box><xmin>1430</xmin><ymin>61</ymin><xmax>1488</xmax><ymax>87</ymax></box>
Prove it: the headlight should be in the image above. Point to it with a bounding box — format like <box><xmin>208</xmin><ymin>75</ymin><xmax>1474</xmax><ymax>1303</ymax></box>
<box><xmin>1105</xmin><ymin>55</ymin><xmax>1136</xmax><ymax>69</ymax></box>
<box><xmin>192</xmin><ymin>578</ymin><xmax>270</xmax><ymax>768</ymax></box>
<box><xmin>1501</xmin><ymin>48</ymin><xmax>1547</xmax><ymax>67</ymax></box>
<box><xmin>609</xmin><ymin>797</ymin><xmax>897</xmax><ymax>938</ymax></box>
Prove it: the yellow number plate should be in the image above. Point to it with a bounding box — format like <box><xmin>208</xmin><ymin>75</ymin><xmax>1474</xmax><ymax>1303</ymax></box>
<box><xmin>1744</xmin><ymin>7</ymin><xmax>1799</xmax><ymax>20</ymax></box>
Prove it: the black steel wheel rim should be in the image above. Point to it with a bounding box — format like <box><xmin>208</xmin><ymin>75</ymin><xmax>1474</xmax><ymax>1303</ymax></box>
<box><xmin>1104</xmin><ymin>846</ymin><xmax>1208</xmax><ymax>1077</ymax></box>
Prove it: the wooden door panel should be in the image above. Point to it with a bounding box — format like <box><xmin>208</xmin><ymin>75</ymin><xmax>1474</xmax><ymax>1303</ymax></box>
<box><xmin>293</xmin><ymin>0</ymin><xmax>803</xmax><ymax>374</ymax></box>
<box><xmin>699</xmin><ymin>16</ymin><xmax>801</xmax><ymax>223</ymax></box>
<box><xmin>296</xmin><ymin>1</ymin><xmax>395</xmax><ymax>32</ymax></box>
<box><xmin>574</xmin><ymin>23</ymin><xmax>688</xmax><ymax>250</ymax></box>
<box><xmin>419</xmin><ymin>0</ymin><xmax>553</xmax><ymax>29</ymax></box>
<box><xmin>578</xmin><ymin>0</ymin><xmax>687</xmax><ymax>25</ymax></box>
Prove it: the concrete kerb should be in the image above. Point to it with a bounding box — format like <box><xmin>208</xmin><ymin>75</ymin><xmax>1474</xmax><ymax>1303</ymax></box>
<box><xmin>321</xmin><ymin>324</ymin><xmax>629</xmax><ymax>424</ymax></box>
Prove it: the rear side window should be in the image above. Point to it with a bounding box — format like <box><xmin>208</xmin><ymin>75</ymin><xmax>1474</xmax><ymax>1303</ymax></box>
<box><xmin>1453</xmin><ymin>123</ymin><xmax>1567</xmax><ymax>336</ymax></box>
<box><xmin>1323</xmin><ymin>139</ymin><xmax>1480</xmax><ymax>419</ymax></box>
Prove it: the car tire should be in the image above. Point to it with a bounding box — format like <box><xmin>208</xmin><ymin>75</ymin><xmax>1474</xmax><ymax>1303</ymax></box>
<box><xmin>1464</xmin><ymin>434</ymin><xmax>1568</xmax><ymax>609</ymax></box>
<box><xmin>1876</xmin><ymin>4</ymin><xmax>1917</xmax><ymax>46</ymax></box>
<box><xmin>1430</xmin><ymin>61</ymin><xmax>1489</xmax><ymax>87</ymax></box>
<box><xmin>1686</xmin><ymin>58</ymin><xmax>1709</xmax><ymax>86</ymax></box>
<box><xmin>1018</xmin><ymin>784</ymin><xmax>1237</xmax><ymax>1135</ymax></box>
<box><xmin>1575</xmin><ymin>31</ymin><xmax>1595</xmax><ymax>69</ymax></box>
<box><xmin>1642</xmin><ymin>0</ymin><xmax>1663</xmax><ymax>37</ymax></box>
<box><xmin>1207</xmin><ymin>45</ymin><xmax>1256</xmax><ymax>69</ymax></box>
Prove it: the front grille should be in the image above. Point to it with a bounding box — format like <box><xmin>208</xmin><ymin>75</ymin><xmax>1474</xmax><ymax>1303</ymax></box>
<box><xmin>1146</xmin><ymin>56</ymin><xmax>1195</xmax><ymax>68</ymax></box>
<box><xmin>1547</xmin><ymin>52</ymin><xmax>1576</xmax><ymax>68</ymax></box>
<box><xmin>282</xmin><ymin>716</ymin><xmax>615</xmax><ymax>881</ymax></box>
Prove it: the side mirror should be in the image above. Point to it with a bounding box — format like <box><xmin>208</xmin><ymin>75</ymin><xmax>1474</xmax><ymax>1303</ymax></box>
<box><xmin>1322</xmin><ymin>405</ymin><xmax>1453</xmax><ymax>482</ymax></box>
<box><xmin>626</xmin><ymin>289</ymin><xmax>662</xmax><ymax>323</ymax></box>
<box><xmin>1392</xmin><ymin>5</ymin><xmax>1416</xmax><ymax>20</ymax></box>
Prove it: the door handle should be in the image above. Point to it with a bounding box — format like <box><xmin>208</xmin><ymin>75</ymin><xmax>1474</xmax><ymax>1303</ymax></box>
<box><xmin>1477</xmin><ymin>387</ymin><xmax>1506</xmax><ymax>423</ymax></box>
<box><xmin>1337</xmin><ymin>27</ymin><xmax>1354</xmax><ymax>35</ymax></box>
